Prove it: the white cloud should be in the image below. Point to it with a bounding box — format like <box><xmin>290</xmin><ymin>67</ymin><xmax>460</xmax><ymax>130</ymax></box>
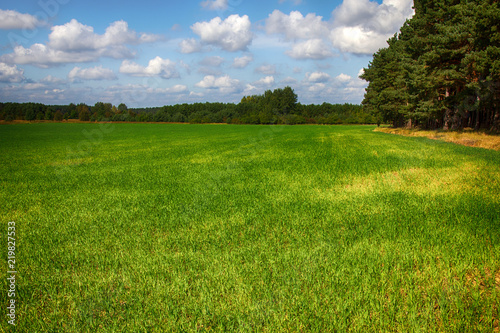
<box><xmin>255</xmin><ymin>64</ymin><xmax>277</xmax><ymax>75</ymax></box>
<box><xmin>49</xmin><ymin>19</ymin><xmax>159</xmax><ymax>51</ymax></box>
<box><xmin>281</xmin><ymin>76</ymin><xmax>298</xmax><ymax>85</ymax></box>
<box><xmin>330</xmin><ymin>26</ymin><xmax>388</xmax><ymax>55</ymax></box>
<box><xmin>243</xmin><ymin>84</ymin><xmax>258</xmax><ymax>95</ymax></box>
<box><xmin>1</xmin><ymin>44</ymin><xmax>103</xmax><ymax>68</ymax></box>
<box><xmin>191</xmin><ymin>15</ymin><xmax>253</xmax><ymax>52</ymax></box>
<box><xmin>179</xmin><ymin>38</ymin><xmax>202</xmax><ymax>54</ymax></box>
<box><xmin>195</xmin><ymin>75</ymin><xmax>241</xmax><ymax>93</ymax></box>
<box><xmin>68</xmin><ymin>66</ymin><xmax>117</xmax><ymax>81</ymax></box>
<box><xmin>120</xmin><ymin>56</ymin><xmax>179</xmax><ymax>79</ymax></box>
<box><xmin>244</xmin><ymin>76</ymin><xmax>276</xmax><ymax>96</ymax></box>
<box><xmin>190</xmin><ymin>91</ymin><xmax>204</xmax><ymax>98</ymax></box>
<box><xmin>232</xmin><ymin>55</ymin><xmax>253</xmax><ymax>69</ymax></box>
<box><xmin>264</xmin><ymin>2</ymin><xmax>413</xmax><ymax>57</ymax></box>
<box><xmin>308</xmin><ymin>83</ymin><xmax>326</xmax><ymax>92</ymax></box>
<box><xmin>335</xmin><ymin>73</ymin><xmax>352</xmax><ymax>83</ymax></box>
<box><xmin>201</xmin><ymin>0</ymin><xmax>228</xmax><ymax>10</ymax></box>
<box><xmin>45</xmin><ymin>88</ymin><xmax>64</xmax><ymax>95</ymax></box>
<box><xmin>165</xmin><ymin>84</ymin><xmax>189</xmax><ymax>93</ymax></box>
<box><xmin>286</xmin><ymin>39</ymin><xmax>335</xmax><ymax>60</ymax></box>
<box><xmin>24</xmin><ymin>83</ymin><xmax>47</xmax><ymax>90</ymax></box>
<box><xmin>41</xmin><ymin>75</ymin><xmax>65</xmax><ymax>84</ymax></box>
<box><xmin>333</xmin><ymin>0</ymin><xmax>413</xmax><ymax>34</ymax></box>
<box><xmin>265</xmin><ymin>10</ymin><xmax>329</xmax><ymax>40</ymax></box>
<box><xmin>0</xmin><ymin>63</ymin><xmax>24</xmax><ymax>82</ymax></box>
<box><xmin>306</xmin><ymin>71</ymin><xmax>331</xmax><ymax>83</ymax></box>
<box><xmin>199</xmin><ymin>56</ymin><xmax>225</xmax><ymax>67</ymax></box>
<box><xmin>358</xmin><ymin>68</ymin><xmax>365</xmax><ymax>78</ymax></box>
<box><xmin>330</xmin><ymin>0</ymin><xmax>414</xmax><ymax>54</ymax></box>
<box><xmin>264</xmin><ymin>11</ymin><xmax>336</xmax><ymax>60</ymax></box>
<box><xmin>0</xmin><ymin>19</ymin><xmax>159</xmax><ymax>67</ymax></box>
<box><xmin>0</xmin><ymin>9</ymin><xmax>45</xmax><ymax>30</ymax></box>
<box><xmin>255</xmin><ymin>76</ymin><xmax>275</xmax><ymax>86</ymax></box>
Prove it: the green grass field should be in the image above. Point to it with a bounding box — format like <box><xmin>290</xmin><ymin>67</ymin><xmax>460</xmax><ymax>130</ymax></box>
<box><xmin>1</xmin><ymin>123</ymin><xmax>499</xmax><ymax>332</ymax></box>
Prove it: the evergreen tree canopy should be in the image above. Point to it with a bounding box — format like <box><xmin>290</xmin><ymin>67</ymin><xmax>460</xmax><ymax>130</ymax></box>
<box><xmin>361</xmin><ymin>0</ymin><xmax>500</xmax><ymax>131</ymax></box>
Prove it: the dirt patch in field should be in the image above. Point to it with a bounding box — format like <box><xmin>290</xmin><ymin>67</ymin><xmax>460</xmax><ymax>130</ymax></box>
<box><xmin>375</xmin><ymin>127</ymin><xmax>500</xmax><ymax>151</ymax></box>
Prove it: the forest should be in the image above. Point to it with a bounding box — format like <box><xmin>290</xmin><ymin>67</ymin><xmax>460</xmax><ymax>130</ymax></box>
<box><xmin>0</xmin><ymin>86</ymin><xmax>375</xmax><ymax>125</ymax></box>
<box><xmin>361</xmin><ymin>0</ymin><xmax>500</xmax><ymax>131</ymax></box>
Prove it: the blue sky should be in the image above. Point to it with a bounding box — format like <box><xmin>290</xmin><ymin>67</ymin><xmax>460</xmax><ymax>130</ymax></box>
<box><xmin>0</xmin><ymin>0</ymin><xmax>414</xmax><ymax>107</ymax></box>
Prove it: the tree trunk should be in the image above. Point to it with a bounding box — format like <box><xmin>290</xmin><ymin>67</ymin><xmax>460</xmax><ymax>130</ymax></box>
<box><xmin>451</xmin><ymin>109</ymin><xmax>461</xmax><ymax>130</ymax></box>
<box><xmin>443</xmin><ymin>109</ymin><xmax>453</xmax><ymax>130</ymax></box>
<box><xmin>492</xmin><ymin>107</ymin><xmax>500</xmax><ymax>132</ymax></box>
<box><xmin>406</xmin><ymin>118</ymin><xmax>412</xmax><ymax>128</ymax></box>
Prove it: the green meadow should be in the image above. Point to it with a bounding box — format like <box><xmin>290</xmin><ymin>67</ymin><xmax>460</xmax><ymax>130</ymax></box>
<box><xmin>1</xmin><ymin>123</ymin><xmax>499</xmax><ymax>332</ymax></box>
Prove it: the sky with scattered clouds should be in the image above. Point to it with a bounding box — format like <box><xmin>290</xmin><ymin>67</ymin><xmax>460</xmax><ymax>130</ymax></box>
<box><xmin>0</xmin><ymin>0</ymin><xmax>414</xmax><ymax>107</ymax></box>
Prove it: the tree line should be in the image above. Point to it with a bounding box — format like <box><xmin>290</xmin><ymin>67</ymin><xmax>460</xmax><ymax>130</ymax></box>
<box><xmin>0</xmin><ymin>87</ymin><xmax>376</xmax><ymax>125</ymax></box>
<box><xmin>361</xmin><ymin>0</ymin><xmax>500</xmax><ymax>131</ymax></box>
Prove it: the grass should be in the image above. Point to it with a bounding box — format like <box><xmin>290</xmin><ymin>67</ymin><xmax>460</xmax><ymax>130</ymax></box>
<box><xmin>375</xmin><ymin>126</ymin><xmax>500</xmax><ymax>151</ymax></box>
<box><xmin>0</xmin><ymin>123</ymin><xmax>499</xmax><ymax>332</ymax></box>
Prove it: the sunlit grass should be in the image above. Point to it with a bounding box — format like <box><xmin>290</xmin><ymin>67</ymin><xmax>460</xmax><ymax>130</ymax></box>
<box><xmin>0</xmin><ymin>123</ymin><xmax>499</xmax><ymax>332</ymax></box>
<box><xmin>375</xmin><ymin>126</ymin><xmax>500</xmax><ymax>151</ymax></box>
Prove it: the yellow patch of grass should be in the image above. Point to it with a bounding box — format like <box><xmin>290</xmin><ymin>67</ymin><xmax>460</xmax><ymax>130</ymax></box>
<box><xmin>314</xmin><ymin>163</ymin><xmax>478</xmax><ymax>203</ymax></box>
<box><xmin>375</xmin><ymin>127</ymin><xmax>500</xmax><ymax>151</ymax></box>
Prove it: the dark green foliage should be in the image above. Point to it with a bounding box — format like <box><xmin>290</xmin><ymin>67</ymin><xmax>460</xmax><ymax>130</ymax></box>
<box><xmin>117</xmin><ymin>103</ymin><xmax>128</xmax><ymax>112</ymax></box>
<box><xmin>44</xmin><ymin>109</ymin><xmax>53</xmax><ymax>120</ymax></box>
<box><xmin>78</xmin><ymin>104</ymin><xmax>90</xmax><ymax>121</ymax></box>
<box><xmin>53</xmin><ymin>110</ymin><xmax>63</xmax><ymax>121</ymax></box>
<box><xmin>0</xmin><ymin>86</ymin><xmax>376</xmax><ymax>125</ymax></box>
<box><xmin>362</xmin><ymin>0</ymin><xmax>500</xmax><ymax>131</ymax></box>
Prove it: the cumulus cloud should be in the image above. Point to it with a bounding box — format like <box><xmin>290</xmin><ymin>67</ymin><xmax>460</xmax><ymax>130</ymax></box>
<box><xmin>335</xmin><ymin>73</ymin><xmax>352</xmax><ymax>83</ymax></box>
<box><xmin>255</xmin><ymin>64</ymin><xmax>277</xmax><ymax>75</ymax></box>
<box><xmin>120</xmin><ymin>56</ymin><xmax>179</xmax><ymax>79</ymax></box>
<box><xmin>0</xmin><ymin>63</ymin><xmax>24</xmax><ymax>82</ymax></box>
<box><xmin>306</xmin><ymin>71</ymin><xmax>331</xmax><ymax>83</ymax></box>
<box><xmin>330</xmin><ymin>26</ymin><xmax>389</xmax><ymax>55</ymax></box>
<box><xmin>286</xmin><ymin>39</ymin><xmax>335</xmax><ymax>59</ymax></box>
<box><xmin>68</xmin><ymin>66</ymin><xmax>117</xmax><ymax>81</ymax></box>
<box><xmin>330</xmin><ymin>0</ymin><xmax>414</xmax><ymax>54</ymax></box>
<box><xmin>0</xmin><ymin>9</ymin><xmax>45</xmax><ymax>30</ymax></box>
<box><xmin>24</xmin><ymin>83</ymin><xmax>47</xmax><ymax>90</ymax></box>
<box><xmin>264</xmin><ymin>1</ymin><xmax>413</xmax><ymax>57</ymax></box>
<box><xmin>179</xmin><ymin>38</ymin><xmax>202</xmax><ymax>54</ymax></box>
<box><xmin>265</xmin><ymin>10</ymin><xmax>329</xmax><ymax>40</ymax></box>
<box><xmin>191</xmin><ymin>15</ymin><xmax>253</xmax><ymax>52</ymax></box>
<box><xmin>232</xmin><ymin>55</ymin><xmax>253</xmax><ymax>69</ymax></box>
<box><xmin>164</xmin><ymin>84</ymin><xmax>189</xmax><ymax>93</ymax></box>
<box><xmin>199</xmin><ymin>56</ymin><xmax>225</xmax><ymax>67</ymax></box>
<box><xmin>308</xmin><ymin>83</ymin><xmax>326</xmax><ymax>93</ymax></box>
<box><xmin>0</xmin><ymin>44</ymin><xmax>102</xmax><ymax>68</ymax></box>
<box><xmin>0</xmin><ymin>19</ymin><xmax>160</xmax><ymax>67</ymax></box>
<box><xmin>201</xmin><ymin>0</ymin><xmax>228</xmax><ymax>10</ymax></box>
<box><xmin>41</xmin><ymin>75</ymin><xmax>65</xmax><ymax>84</ymax></box>
<box><xmin>48</xmin><ymin>19</ymin><xmax>160</xmax><ymax>51</ymax></box>
<box><xmin>281</xmin><ymin>76</ymin><xmax>298</xmax><ymax>85</ymax></box>
<box><xmin>255</xmin><ymin>76</ymin><xmax>275</xmax><ymax>86</ymax></box>
<box><xmin>265</xmin><ymin>11</ymin><xmax>334</xmax><ymax>60</ymax></box>
<box><xmin>195</xmin><ymin>75</ymin><xmax>241</xmax><ymax>93</ymax></box>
